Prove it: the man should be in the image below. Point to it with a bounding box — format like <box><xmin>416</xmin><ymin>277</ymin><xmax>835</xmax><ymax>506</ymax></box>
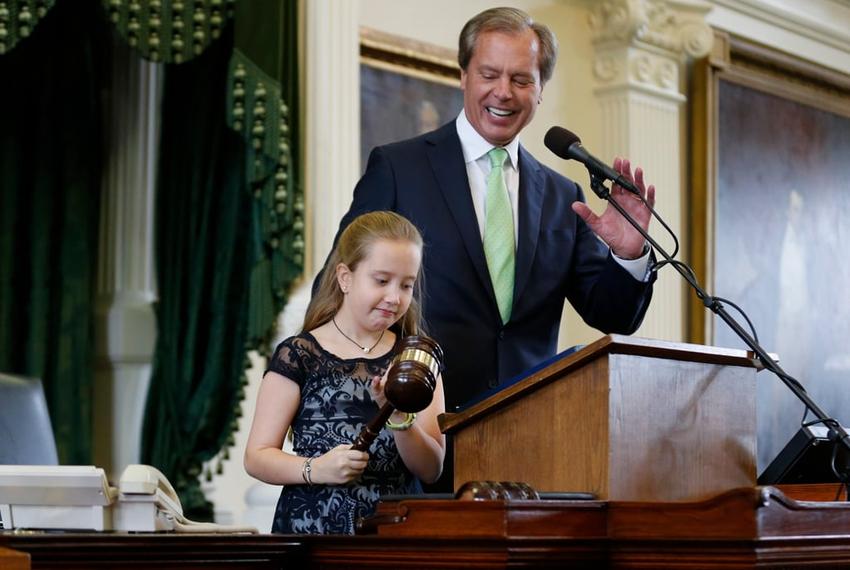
<box><xmin>328</xmin><ymin>7</ymin><xmax>656</xmax><ymax>487</ymax></box>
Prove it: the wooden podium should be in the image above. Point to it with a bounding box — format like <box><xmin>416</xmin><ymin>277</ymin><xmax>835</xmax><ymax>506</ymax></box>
<box><xmin>439</xmin><ymin>335</ymin><xmax>761</xmax><ymax>502</ymax></box>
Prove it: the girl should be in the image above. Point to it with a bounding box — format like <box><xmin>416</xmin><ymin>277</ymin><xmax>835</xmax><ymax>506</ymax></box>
<box><xmin>244</xmin><ymin>211</ymin><xmax>446</xmax><ymax>535</ymax></box>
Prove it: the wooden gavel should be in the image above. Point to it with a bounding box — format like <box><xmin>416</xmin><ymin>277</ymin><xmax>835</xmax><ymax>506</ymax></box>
<box><xmin>351</xmin><ymin>335</ymin><xmax>444</xmax><ymax>452</ymax></box>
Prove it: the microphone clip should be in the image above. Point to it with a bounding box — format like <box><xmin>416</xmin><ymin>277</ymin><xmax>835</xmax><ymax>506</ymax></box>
<box><xmin>587</xmin><ymin>172</ymin><xmax>611</xmax><ymax>201</ymax></box>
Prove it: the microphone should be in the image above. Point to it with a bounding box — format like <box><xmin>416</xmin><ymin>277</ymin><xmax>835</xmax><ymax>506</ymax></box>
<box><xmin>543</xmin><ymin>126</ymin><xmax>640</xmax><ymax>195</ymax></box>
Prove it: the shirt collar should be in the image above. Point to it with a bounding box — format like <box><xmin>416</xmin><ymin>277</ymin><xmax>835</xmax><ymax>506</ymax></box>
<box><xmin>456</xmin><ymin>110</ymin><xmax>520</xmax><ymax>171</ymax></box>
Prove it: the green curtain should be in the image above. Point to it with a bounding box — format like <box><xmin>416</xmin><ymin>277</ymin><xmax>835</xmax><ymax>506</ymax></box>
<box><xmin>0</xmin><ymin>0</ymin><xmax>302</xmax><ymax>517</ymax></box>
<box><xmin>140</xmin><ymin>1</ymin><xmax>302</xmax><ymax>520</ymax></box>
<box><xmin>103</xmin><ymin>0</ymin><xmax>236</xmax><ymax>64</ymax></box>
<box><xmin>0</xmin><ymin>1</ymin><xmax>57</xmax><ymax>55</ymax></box>
<box><xmin>230</xmin><ymin>0</ymin><xmax>304</xmax><ymax>356</ymax></box>
<box><xmin>140</xmin><ymin>23</ymin><xmax>254</xmax><ymax>520</ymax></box>
<box><xmin>0</xmin><ymin>0</ymin><xmax>106</xmax><ymax>464</ymax></box>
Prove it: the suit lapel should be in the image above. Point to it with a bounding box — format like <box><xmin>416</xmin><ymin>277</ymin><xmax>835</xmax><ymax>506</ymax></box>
<box><xmin>424</xmin><ymin>124</ymin><xmax>494</xmax><ymax>299</ymax></box>
<box><xmin>514</xmin><ymin>146</ymin><xmax>544</xmax><ymax>306</ymax></box>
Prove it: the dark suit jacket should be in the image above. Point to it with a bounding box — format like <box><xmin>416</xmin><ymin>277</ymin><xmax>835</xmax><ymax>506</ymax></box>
<box><xmin>334</xmin><ymin>121</ymin><xmax>655</xmax><ymax>412</ymax></box>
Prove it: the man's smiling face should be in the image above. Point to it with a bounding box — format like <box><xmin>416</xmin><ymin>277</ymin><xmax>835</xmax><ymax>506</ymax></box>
<box><xmin>460</xmin><ymin>28</ymin><xmax>544</xmax><ymax>147</ymax></box>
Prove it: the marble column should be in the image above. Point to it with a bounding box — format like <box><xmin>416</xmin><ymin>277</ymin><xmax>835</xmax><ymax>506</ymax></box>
<box><xmin>587</xmin><ymin>0</ymin><xmax>714</xmax><ymax>341</ymax></box>
<box><xmin>304</xmin><ymin>0</ymin><xmax>362</xmax><ymax>277</ymax></box>
<box><xmin>93</xmin><ymin>43</ymin><xmax>160</xmax><ymax>478</ymax></box>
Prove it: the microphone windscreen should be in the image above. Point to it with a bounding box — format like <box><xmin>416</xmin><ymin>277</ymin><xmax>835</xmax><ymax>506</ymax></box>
<box><xmin>544</xmin><ymin>126</ymin><xmax>581</xmax><ymax>159</ymax></box>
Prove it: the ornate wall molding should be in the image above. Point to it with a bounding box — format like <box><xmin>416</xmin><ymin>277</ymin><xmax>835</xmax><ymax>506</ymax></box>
<box><xmin>593</xmin><ymin>47</ymin><xmax>685</xmax><ymax>100</ymax></box>
<box><xmin>710</xmin><ymin>0</ymin><xmax>850</xmax><ymax>54</ymax></box>
<box><xmin>589</xmin><ymin>0</ymin><xmax>713</xmax><ymax>98</ymax></box>
<box><xmin>589</xmin><ymin>0</ymin><xmax>714</xmax><ymax>58</ymax></box>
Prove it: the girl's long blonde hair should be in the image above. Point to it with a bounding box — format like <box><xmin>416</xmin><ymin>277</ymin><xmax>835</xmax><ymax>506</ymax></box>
<box><xmin>303</xmin><ymin>211</ymin><xmax>425</xmax><ymax>337</ymax></box>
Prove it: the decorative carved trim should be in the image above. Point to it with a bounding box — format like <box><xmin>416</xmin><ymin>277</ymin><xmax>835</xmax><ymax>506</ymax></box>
<box><xmin>589</xmin><ymin>1</ymin><xmax>712</xmax><ymax>98</ymax></box>
<box><xmin>592</xmin><ymin>47</ymin><xmax>685</xmax><ymax>100</ymax></box>
<box><xmin>593</xmin><ymin>53</ymin><xmax>623</xmax><ymax>83</ymax></box>
<box><xmin>589</xmin><ymin>0</ymin><xmax>713</xmax><ymax>59</ymax></box>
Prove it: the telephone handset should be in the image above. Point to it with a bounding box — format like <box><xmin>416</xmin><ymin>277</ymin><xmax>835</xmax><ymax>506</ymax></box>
<box><xmin>114</xmin><ymin>464</ymin><xmax>256</xmax><ymax>533</ymax></box>
<box><xmin>118</xmin><ymin>465</ymin><xmax>182</xmax><ymax>515</ymax></box>
<box><xmin>119</xmin><ymin>464</ymin><xmax>181</xmax><ymax>505</ymax></box>
<box><xmin>113</xmin><ymin>464</ymin><xmax>185</xmax><ymax>531</ymax></box>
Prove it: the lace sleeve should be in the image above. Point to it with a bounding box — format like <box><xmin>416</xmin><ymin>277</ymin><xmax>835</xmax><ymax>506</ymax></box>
<box><xmin>265</xmin><ymin>337</ymin><xmax>306</xmax><ymax>387</ymax></box>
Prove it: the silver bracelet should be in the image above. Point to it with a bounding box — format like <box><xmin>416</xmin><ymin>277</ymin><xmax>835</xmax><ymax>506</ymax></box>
<box><xmin>301</xmin><ymin>456</ymin><xmax>314</xmax><ymax>486</ymax></box>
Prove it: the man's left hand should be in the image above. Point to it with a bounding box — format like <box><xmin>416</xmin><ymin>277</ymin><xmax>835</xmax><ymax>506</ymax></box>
<box><xmin>571</xmin><ymin>157</ymin><xmax>655</xmax><ymax>259</ymax></box>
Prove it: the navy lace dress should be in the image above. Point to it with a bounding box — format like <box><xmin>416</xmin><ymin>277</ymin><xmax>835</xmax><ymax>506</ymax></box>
<box><xmin>266</xmin><ymin>332</ymin><xmax>422</xmax><ymax>534</ymax></box>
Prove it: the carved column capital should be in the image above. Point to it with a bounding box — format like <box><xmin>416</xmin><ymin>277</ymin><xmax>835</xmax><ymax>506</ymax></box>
<box><xmin>589</xmin><ymin>0</ymin><xmax>714</xmax><ymax>59</ymax></box>
<box><xmin>588</xmin><ymin>0</ymin><xmax>713</xmax><ymax>99</ymax></box>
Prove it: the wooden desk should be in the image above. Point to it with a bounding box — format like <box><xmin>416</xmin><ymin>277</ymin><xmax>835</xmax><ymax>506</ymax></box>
<box><xmin>4</xmin><ymin>485</ymin><xmax>850</xmax><ymax>569</ymax></box>
<box><xmin>0</xmin><ymin>546</ymin><xmax>29</xmax><ymax>570</ymax></box>
<box><xmin>0</xmin><ymin>533</ymin><xmax>303</xmax><ymax>569</ymax></box>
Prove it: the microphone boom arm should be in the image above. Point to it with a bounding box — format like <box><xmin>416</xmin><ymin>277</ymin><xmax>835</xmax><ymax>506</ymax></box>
<box><xmin>586</xmin><ymin>172</ymin><xmax>850</xmax><ymax>467</ymax></box>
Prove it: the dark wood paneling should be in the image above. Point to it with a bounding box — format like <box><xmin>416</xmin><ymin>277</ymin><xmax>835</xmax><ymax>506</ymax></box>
<box><xmin>0</xmin><ymin>534</ymin><xmax>304</xmax><ymax>569</ymax></box>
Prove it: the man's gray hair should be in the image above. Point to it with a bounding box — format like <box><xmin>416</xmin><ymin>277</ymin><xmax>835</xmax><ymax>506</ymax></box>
<box><xmin>458</xmin><ymin>7</ymin><xmax>559</xmax><ymax>84</ymax></box>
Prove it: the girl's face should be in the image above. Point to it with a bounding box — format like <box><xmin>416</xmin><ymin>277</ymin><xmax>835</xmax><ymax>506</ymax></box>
<box><xmin>336</xmin><ymin>239</ymin><xmax>421</xmax><ymax>333</ymax></box>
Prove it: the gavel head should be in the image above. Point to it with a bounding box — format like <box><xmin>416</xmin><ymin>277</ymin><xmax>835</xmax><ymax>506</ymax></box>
<box><xmin>385</xmin><ymin>335</ymin><xmax>444</xmax><ymax>413</ymax></box>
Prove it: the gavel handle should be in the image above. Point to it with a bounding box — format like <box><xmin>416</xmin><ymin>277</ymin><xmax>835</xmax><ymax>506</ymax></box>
<box><xmin>351</xmin><ymin>403</ymin><xmax>395</xmax><ymax>452</ymax></box>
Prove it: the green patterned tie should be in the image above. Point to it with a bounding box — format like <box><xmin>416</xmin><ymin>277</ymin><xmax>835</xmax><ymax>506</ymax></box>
<box><xmin>483</xmin><ymin>147</ymin><xmax>515</xmax><ymax>324</ymax></box>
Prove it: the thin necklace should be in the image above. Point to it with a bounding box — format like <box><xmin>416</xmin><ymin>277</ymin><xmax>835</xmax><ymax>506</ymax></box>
<box><xmin>332</xmin><ymin>318</ymin><xmax>385</xmax><ymax>354</ymax></box>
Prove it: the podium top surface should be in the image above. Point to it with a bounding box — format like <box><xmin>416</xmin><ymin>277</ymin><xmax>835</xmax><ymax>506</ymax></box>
<box><xmin>439</xmin><ymin>334</ymin><xmax>760</xmax><ymax>434</ymax></box>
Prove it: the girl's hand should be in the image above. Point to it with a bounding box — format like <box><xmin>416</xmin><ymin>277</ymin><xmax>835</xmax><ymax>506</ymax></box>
<box><xmin>311</xmin><ymin>444</ymin><xmax>369</xmax><ymax>484</ymax></box>
<box><xmin>368</xmin><ymin>371</ymin><xmax>390</xmax><ymax>408</ymax></box>
<box><xmin>369</xmin><ymin>370</ymin><xmax>415</xmax><ymax>428</ymax></box>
